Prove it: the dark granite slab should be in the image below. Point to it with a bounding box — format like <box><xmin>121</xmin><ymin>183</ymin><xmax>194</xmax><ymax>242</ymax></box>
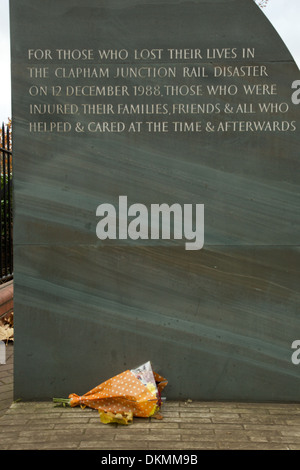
<box><xmin>11</xmin><ymin>0</ymin><xmax>300</xmax><ymax>400</ymax></box>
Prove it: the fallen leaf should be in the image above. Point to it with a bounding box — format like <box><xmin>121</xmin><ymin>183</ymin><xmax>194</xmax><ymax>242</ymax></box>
<box><xmin>0</xmin><ymin>325</ymin><xmax>14</xmax><ymax>341</ymax></box>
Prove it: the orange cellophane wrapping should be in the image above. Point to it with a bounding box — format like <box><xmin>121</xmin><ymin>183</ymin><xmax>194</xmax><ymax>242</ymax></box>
<box><xmin>69</xmin><ymin>369</ymin><xmax>167</xmax><ymax>418</ymax></box>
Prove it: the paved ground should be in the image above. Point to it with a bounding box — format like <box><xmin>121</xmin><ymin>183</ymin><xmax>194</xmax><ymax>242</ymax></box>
<box><xmin>1</xmin><ymin>344</ymin><xmax>300</xmax><ymax>450</ymax></box>
<box><xmin>0</xmin><ymin>342</ymin><xmax>13</xmax><ymax>418</ymax></box>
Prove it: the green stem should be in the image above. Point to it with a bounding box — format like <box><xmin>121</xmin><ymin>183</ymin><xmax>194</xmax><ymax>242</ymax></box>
<box><xmin>53</xmin><ymin>398</ymin><xmax>71</xmax><ymax>407</ymax></box>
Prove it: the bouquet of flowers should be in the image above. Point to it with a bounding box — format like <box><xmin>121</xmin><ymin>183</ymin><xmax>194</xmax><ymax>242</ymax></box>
<box><xmin>54</xmin><ymin>361</ymin><xmax>167</xmax><ymax>425</ymax></box>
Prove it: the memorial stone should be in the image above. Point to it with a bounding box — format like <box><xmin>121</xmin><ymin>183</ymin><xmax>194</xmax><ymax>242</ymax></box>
<box><xmin>10</xmin><ymin>0</ymin><xmax>300</xmax><ymax>400</ymax></box>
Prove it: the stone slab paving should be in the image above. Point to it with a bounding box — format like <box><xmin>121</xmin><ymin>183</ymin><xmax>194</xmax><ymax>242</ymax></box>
<box><xmin>0</xmin><ymin>343</ymin><xmax>13</xmax><ymax>418</ymax></box>
<box><xmin>1</xmin><ymin>345</ymin><xmax>300</xmax><ymax>450</ymax></box>
<box><xmin>1</xmin><ymin>400</ymin><xmax>300</xmax><ymax>450</ymax></box>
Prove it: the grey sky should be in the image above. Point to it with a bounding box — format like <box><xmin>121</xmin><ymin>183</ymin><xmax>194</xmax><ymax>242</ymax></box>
<box><xmin>0</xmin><ymin>0</ymin><xmax>299</xmax><ymax>123</ymax></box>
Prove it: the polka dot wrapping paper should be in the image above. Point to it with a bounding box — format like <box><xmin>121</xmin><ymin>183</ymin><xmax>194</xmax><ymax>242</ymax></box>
<box><xmin>54</xmin><ymin>362</ymin><xmax>167</xmax><ymax>422</ymax></box>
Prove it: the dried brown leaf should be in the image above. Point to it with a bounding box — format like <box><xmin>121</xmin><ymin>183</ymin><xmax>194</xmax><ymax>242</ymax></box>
<box><xmin>0</xmin><ymin>325</ymin><xmax>14</xmax><ymax>341</ymax></box>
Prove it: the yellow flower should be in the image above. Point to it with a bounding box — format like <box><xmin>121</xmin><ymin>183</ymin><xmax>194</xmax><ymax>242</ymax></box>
<box><xmin>146</xmin><ymin>382</ymin><xmax>156</xmax><ymax>394</ymax></box>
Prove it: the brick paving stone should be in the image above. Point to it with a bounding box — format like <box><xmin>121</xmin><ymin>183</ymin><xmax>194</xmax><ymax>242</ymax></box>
<box><xmin>179</xmin><ymin>412</ymin><xmax>213</xmax><ymax>418</ymax></box>
<box><xmin>149</xmin><ymin>441</ymin><xmax>219</xmax><ymax>450</ymax></box>
<box><xmin>243</xmin><ymin>424</ymin><xmax>300</xmax><ymax>432</ymax></box>
<box><xmin>238</xmin><ymin>416</ymin><xmax>291</xmax><ymax>425</ymax></box>
<box><xmin>78</xmin><ymin>441</ymin><xmax>149</xmax><ymax>450</ymax></box>
<box><xmin>218</xmin><ymin>442</ymin><xmax>290</xmax><ymax>450</ymax></box>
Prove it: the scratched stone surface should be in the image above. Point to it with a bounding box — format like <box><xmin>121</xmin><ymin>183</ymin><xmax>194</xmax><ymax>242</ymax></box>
<box><xmin>10</xmin><ymin>0</ymin><xmax>300</xmax><ymax>400</ymax></box>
